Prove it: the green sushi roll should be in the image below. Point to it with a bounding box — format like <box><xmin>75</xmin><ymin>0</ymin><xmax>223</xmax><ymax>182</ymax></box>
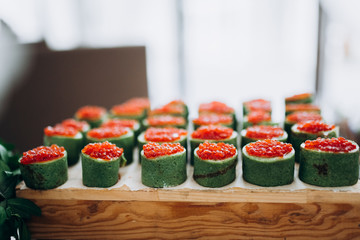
<box><xmin>44</xmin><ymin>125</ymin><xmax>83</xmax><ymax>166</ymax></box>
<box><xmin>242</xmin><ymin>140</ymin><xmax>295</xmax><ymax>187</ymax></box>
<box><xmin>86</xmin><ymin>126</ymin><xmax>135</xmax><ymax>165</ymax></box>
<box><xmin>193</xmin><ymin>142</ymin><xmax>237</xmax><ymax>188</ymax></box>
<box><xmin>243</xmin><ymin>99</ymin><xmax>271</xmax><ymax>116</ymax></box>
<box><xmin>141</xmin><ymin>142</ymin><xmax>187</xmax><ymax>188</ymax></box>
<box><xmin>143</xmin><ymin>115</ymin><xmax>187</xmax><ymax>129</ymax></box>
<box><xmin>101</xmin><ymin>119</ymin><xmax>141</xmax><ymax>144</ymax></box>
<box><xmin>285</xmin><ymin>93</ymin><xmax>313</xmax><ymax>105</ymax></box>
<box><xmin>190</xmin><ymin>125</ymin><xmax>238</xmax><ymax>165</ymax></box>
<box><xmin>81</xmin><ymin>141</ymin><xmax>126</xmax><ymax>188</ymax></box>
<box><xmin>240</xmin><ymin>125</ymin><xmax>287</xmax><ymax>148</ymax></box>
<box><xmin>193</xmin><ymin>114</ymin><xmax>234</xmax><ymax>130</ymax></box>
<box><xmin>291</xmin><ymin>121</ymin><xmax>338</xmax><ymax>162</ymax></box>
<box><xmin>299</xmin><ymin>137</ymin><xmax>359</xmax><ymax>187</ymax></box>
<box><xmin>149</xmin><ymin>101</ymin><xmax>188</xmax><ymax>120</ymax></box>
<box><xmin>75</xmin><ymin>105</ymin><xmax>107</xmax><ymax>128</ymax></box>
<box><xmin>284</xmin><ymin>111</ymin><xmax>322</xmax><ymax>139</ymax></box>
<box><xmin>109</xmin><ymin>103</ymin><xmax>147</xmax><ymax>124</ymax></box>
<box><xmin>285</xmin><ymin>104</ymin><xmax>320</xmax><ymax>116</ymax></box>
<box><xmin>19</xmin><ymin>145</ymin><xmax>68</xmax><ymax>190</ymax></box>
<box><xmin>198</xmin><ymin>101</ymin><xmax>237</xmax><ymax>130</ymax></box>
<box><xmin>61</xmin><ymin>118</ymin><xmax>91</xmax><ymax>147</ymax></box>
<box><xmin>242</xmin><ymin>110</ymin><xmax>276</xmax><ymax>129</ymax></box>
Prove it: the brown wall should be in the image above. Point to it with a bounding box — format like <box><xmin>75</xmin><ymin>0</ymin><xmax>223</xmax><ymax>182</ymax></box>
<box><xmin>0</xmin><ymin>43</ymin><xmax>148</xmax><ymax>151</ymax></box>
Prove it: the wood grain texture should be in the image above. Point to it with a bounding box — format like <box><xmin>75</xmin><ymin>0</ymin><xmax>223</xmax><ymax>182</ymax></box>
<box><xmin>28</xmin><ymin>200</ymin><xmax>360</xmax><ymax>239</ymax></box>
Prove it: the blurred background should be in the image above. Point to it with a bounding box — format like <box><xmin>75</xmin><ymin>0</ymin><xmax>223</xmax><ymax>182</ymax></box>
<box><xmin>1</xmin><ymin>0</ymin><xmax>360</xmax><ymax>151</ymax></box>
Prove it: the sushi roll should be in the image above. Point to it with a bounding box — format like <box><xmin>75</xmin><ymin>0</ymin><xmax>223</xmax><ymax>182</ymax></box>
<box><xmin>101</xmin><ymin>119</ymin><xmax>141</xmax><ymax>142</ymax></box>
<box><xmin>86</xmin><ymin>126</ymin><xmax>134</xmax><ymax>164</ymax></box>
<box><xmin>193</xmin><ymin>114</ymin><xmax>234</xmax><ymax>130</ymax></box>
<box><xmin>291</xmin><ymin>121</ymin><xmax>338</xmax><ymax>162</ymax></box>
<box><xmin>299</xmin><ymin>137</ymin><xmax>359</xmax><ymax>187</ymax></box>
<box><xmin>243</xmin><ymin>99</ymin><xmax>271</xmax><ymax>116</ymax></box>
<box><xmin>75</xmin><ymin>105</ymin><xmax>107</xmax><ymax>128</ymax></box>
<box><xmin>61</xmin><ymin>118</ymin><xmax>90</xmax><ymax>134</ymax></box>
<box><xmin>240</xmin><ymin>125</ymin><xmax>287</xmax><ymax>148</ymax></box>
<box><xmin>193</xmin><ymin>142</ymin><xmax>237</xmax><ymax>188</ymax></box>
<box><xmin>141</xmin><ymin>142</ymin><xmax>187</xmax><ymax>188</ymax></box>
<box><xmin>199</xmin><ymin>101</ymin><xmax>237</xmax><ymax>130</ymax></box>
<box><xmin>19</xmin><ymin>145</ymin><xmax>68</xmax><ymax>189</ymax></box>
<box><xmin>285</xmin><ymin>93</ymin><xmax>313</xmax><ymax>105</ymax></box>
<box><xmin>44</xmin><ymin>125</ymin><xmax>83</xmax><ymax>166</ymax></box>
<box><xmin>149</xmin><ymin>101</ymin><xmax>188</xmax><ymax>119</ymax></box>
<box><xmin>125</xmin><ymin>97</ymin><xmax>151</xmax><ymax>115</ymax></box>
<box><xmin>284</xmin><ymin>111</ymin><xmax>322</xmax><ymax>138</ymax></box>
<box><xmin>285</xmin><ymin>104</ymin><xmax>320</xmax><ymax>116</ymax></box>
<box><xmin>81</xmin><ymin>141</ymin><xmax>126</xmax><ymax>188</ymax></box>
<box><xmin>242</xmin><ymin>110</ymin><xmax>276</xmax><ymax>129</ymax></box>
<box><xmin>242</xmin><ymin>140</ymin><xmax>295</xmax><ymax>187</ymax></box>
<box><xmin>190</xmin><ymin>125</ymin><xmax>237</xmax><ymax>165</ymax></box>
<box><xmin>143</xmin><ymin>115</ymin><xmax>187</xmax><ymax>129</ymax></box>
<box><xmin>110</xmin><ymin>103</ymin><xmax>147</xmax><ymax>122</ymax></box>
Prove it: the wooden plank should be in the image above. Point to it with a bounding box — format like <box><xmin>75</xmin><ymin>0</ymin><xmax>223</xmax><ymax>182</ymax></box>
<box><xmin>27</xmin><ymin>199</ymin><xmax>360</xmax><ymax>240</ymax></box>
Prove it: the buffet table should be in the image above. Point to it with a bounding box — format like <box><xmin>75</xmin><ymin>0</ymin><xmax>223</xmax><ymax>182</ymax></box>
<box><xmin>16</xmin><ymin>157</ymin><xmax>360</xmax><ymax>239</ymax></box>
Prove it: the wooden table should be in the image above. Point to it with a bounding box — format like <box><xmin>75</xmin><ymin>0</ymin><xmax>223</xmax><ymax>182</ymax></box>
<box><xmin>17</xmin><ymin>161</ymin><xmax>360</xmax><ymax>239</ymax></box>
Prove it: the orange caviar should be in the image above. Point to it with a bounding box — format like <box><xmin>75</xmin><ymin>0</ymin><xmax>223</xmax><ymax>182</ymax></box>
<box><xmin>285</xmin><ymin>104</ymin><xmax>320</xmax><ymax>112</ymax></box>
<box><xmin>191</xmin><ymin>125</ymin><xmax>233</xmax><ymax>140</ymax></box>
<box><xmin>244</xmin><ymin>99</ymin><xmax>271</xmax><ymax>112</ymax></box>
<box><xmin>286</xmin><ymin>111</ymin><xmax>322</xmax><ymax>123</ymax></box>
<box><xmin>144</xmin><ymin>127</ymin><xmax>187</xmax><ymax>142</ymax></box>
<box><xmin>196</xmin><ymin>142</ymin><xmax>236</xmax><ymax>160</ymax></box>
<box><xmin>245</xmin><ymin>140</ymin><xmax>293</xmax><ymax>158</ymax></box>
<box><xmin>76</xmin><ymin>106</ymin><xmax>106</xmax><ymax>120</ymax></box>
<box><xmin>101</xmin><ymin>119</ymin><xmax>137</xmax><ymax>129</ymax></box>
<box><xmin>87</xmin><ymin>127</ymin><xmax>129</xmax><ymax>139</ymax></box>
<box><xmin>20</xmin><ymin>145</ymin><xmax>65</xmax><ymax>164</ymax></box>
<box><xmin>111</xmin><ymin>103</ymin><xmax>144</xmax><ymax>116</ymax></box>
<box><xmin>245</xmin><ymin>126</ymin><xmax>284</xmax><ymax>140</ymax></box>
<box><xmin>247</xmin><ymin>111</ymin><xmax>271</xmax><ymax>124</ymax></box>
<box><xmin>150</xmin><ymin>104</ymin><xmax>184</xmax><ymax>115</ymax></box>
<box><xmin>193</xmin><ymin>114</ymin><xmax>232</xmax><ymax>125</ymax></box>
<box><xmin>125</xmin><ymin>97</ymin><xmax>150</xmax><ymax>110</ymax></box>
<box><xmin>303</xmin><ymin>137</ymin><xmax>357</xmax><ymax>153</ymax></box>
<box><xmin>199</xmin><ymin>101</ymin><xmax>234</xmax><ymax>114</ymax></box>
<box><xmin>143</xmin><ymin>142</ymin><xmax>184</xmax><ymax>159</ymax></box>
<box><xmin>296</xmin><ymin>121</ymin><xmax>335</xmax><ymax>134</ymax></box>
<box><xmin>62</xmin><ymin>119</ymin><xmax>89</xmax><ymax>132</ymax></box>
<box><xmin>82</xmin><ymin>141</ymin><xmax>123</xmax><ymax>160</ymax></box>
<box><xmin>147</xmin><ymin>116</ymin><xmax>186</xmax><ymax>126</ymax></box>
<box><xmin>286</xmin><ymin>93</ymin><xmax>312</xmax><ymax>102</ymax></box>
<box><xmin>44</xmin><ymin>125</ymin><xmax>79</xmax><ymax>137</ymax></box>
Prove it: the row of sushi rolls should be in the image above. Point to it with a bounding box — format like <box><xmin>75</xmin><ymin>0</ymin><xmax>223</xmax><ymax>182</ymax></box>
<box><xmin>19</xmin><ymin>93</ymin><xmax>359</xmax><ymax>189</ymax></box>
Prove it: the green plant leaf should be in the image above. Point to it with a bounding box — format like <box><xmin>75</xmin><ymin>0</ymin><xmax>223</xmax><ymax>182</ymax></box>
<box><xmin>6</xmin><ymin>152</ymin><xmax>21</xmax><ymax>172</ymax></box>
<box><xmin>0</xmin><ymin>145</ymin><xmax>9</xmax><ymax>163</ymax></box>
<box><xmin>0</xmin><ymin>206</ymin><xmax>7</xmax><ymax>225</ymax></box>
<box><xmin>18</xmin><ymin>218</ymin><xmax>31</xmax><ymax>240</ymax></box>
<box><xmin>7</xmin><ymin>198</ymin><xmax>41</xmax><ymax>219</ymax></box>
<box><xmin>0</xmin><ymin>160</ymin><xmax>10</xmax><ymax>172</ymax></box>
<box><xmin>0</xmin><ymin>171</ymin><xmax>17</xmax><ymax>199</ymax></box>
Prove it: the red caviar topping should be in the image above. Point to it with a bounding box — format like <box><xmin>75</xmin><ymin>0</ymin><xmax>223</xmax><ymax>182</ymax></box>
<box><xmin>244</xmin><ymin>99</ymin><xmax>271</xmax><ymax>112</ymax></box>
<box><xmin>297</xmin><ymin>121</ymin><xmax>335</xmax><ymax>134</ymax></box>
<box><xmin>101</xmin><ymin>119</ymin><xmax>137</xmax><ymax>129</ymax></box>
<box><xmin>193</xmin><ymin>114</ymin><xmax>232</xmax><ymax>125</ymax></box>
<box><xmin>147</xmin><ymin>115</ymin><xmax>186</xmax><ymax>126</ymax></box>
<box><xmin>76</xmin><ymin>106</ymin><xmax>106</xmax><ymax>120</ymax></box>
<box><xmin>144</xmin><ymin>127</ymin><xmax>187</xmax><ymax>142</ymax></box>
<box><xmin>245</xmin><ymin>126</ymin><xmax>284</xmax><ymax>140</ymax></box>
<box><xmin>20</xmin><ymin>145</ymin><xmax>65</xmax><ymax>164</ymax></box>
<box><xmin>44</xmin><ymin>125</ymin><xmax>79</xmax><ymax>137</ymax></box>
<box><xmin>245</xmin><ymin>140</ymin><xmax>293</xmax><ymax>158</ymax></box>
<box><xmin>286</xmin><ymin>93</ymin><xmax>312</xmax><ymax>102</ymax></box>
<box><xmin>82</xmin><ymin>141</ymin><xmax>123</xmax><ymax>160</ymax></box>
<box><xmin>191</xmin><ymin>125</ymin><xmax>233</xmax><ymax>140</ymax></box>
<box><xmin>143</xmin><ymin>142</ymin><xmax>184</xmax><ymax>159</ymax></box>
<box><xmin>61</xmin><ymin>119</ymin><xmax>89</xmax><ymax>132</ymax></box>
<box><xmin>167</xmin><ymin>100</ymin><xmax>185</xmax><ymax>106</ymax></box>
<box><xmin>286</xmin><ymin>104</ymin><xmax>320</xmax><ymax>112</ymax></box>
<box><xmin>111</xmin><ymin>103</ymin><xmax>144</xmax><ymax>116</ymax></box>
<box><xmin>304</xmin><ymin>137</ymin><xmax>357</xmax><ymax>153</ymax></box>
<box><xmin>125</xmin><ymin>97</ymin><xmax>150</xmax><ymax>110</ymax></box>
<box><xmin>286</xmin><ymin>111</ymin><xmax>322</xmax><ymax>123</ymax></box>
<box><xmin>150</xmin><ymin>104</ymin><xmax>184</xmax><ymax>115</ymax></box>
<box><xmin>196</xmin><ymin>142</ymin><xmax>236</xmax><ymax>160</ymax></box>
<box><xmin>247</xmin><ymin>111</ymin><xmax>271</xmax><ymax>124</ymax></box>
<box><xmin>87</xmin><ymin>127</ymin><xmax>129</xmax><ymax>139</ymax></box>
<box><xmin>199</xmin><ymin>101</ymin><xmax>234</xmax><ymax>114</ymax></box>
